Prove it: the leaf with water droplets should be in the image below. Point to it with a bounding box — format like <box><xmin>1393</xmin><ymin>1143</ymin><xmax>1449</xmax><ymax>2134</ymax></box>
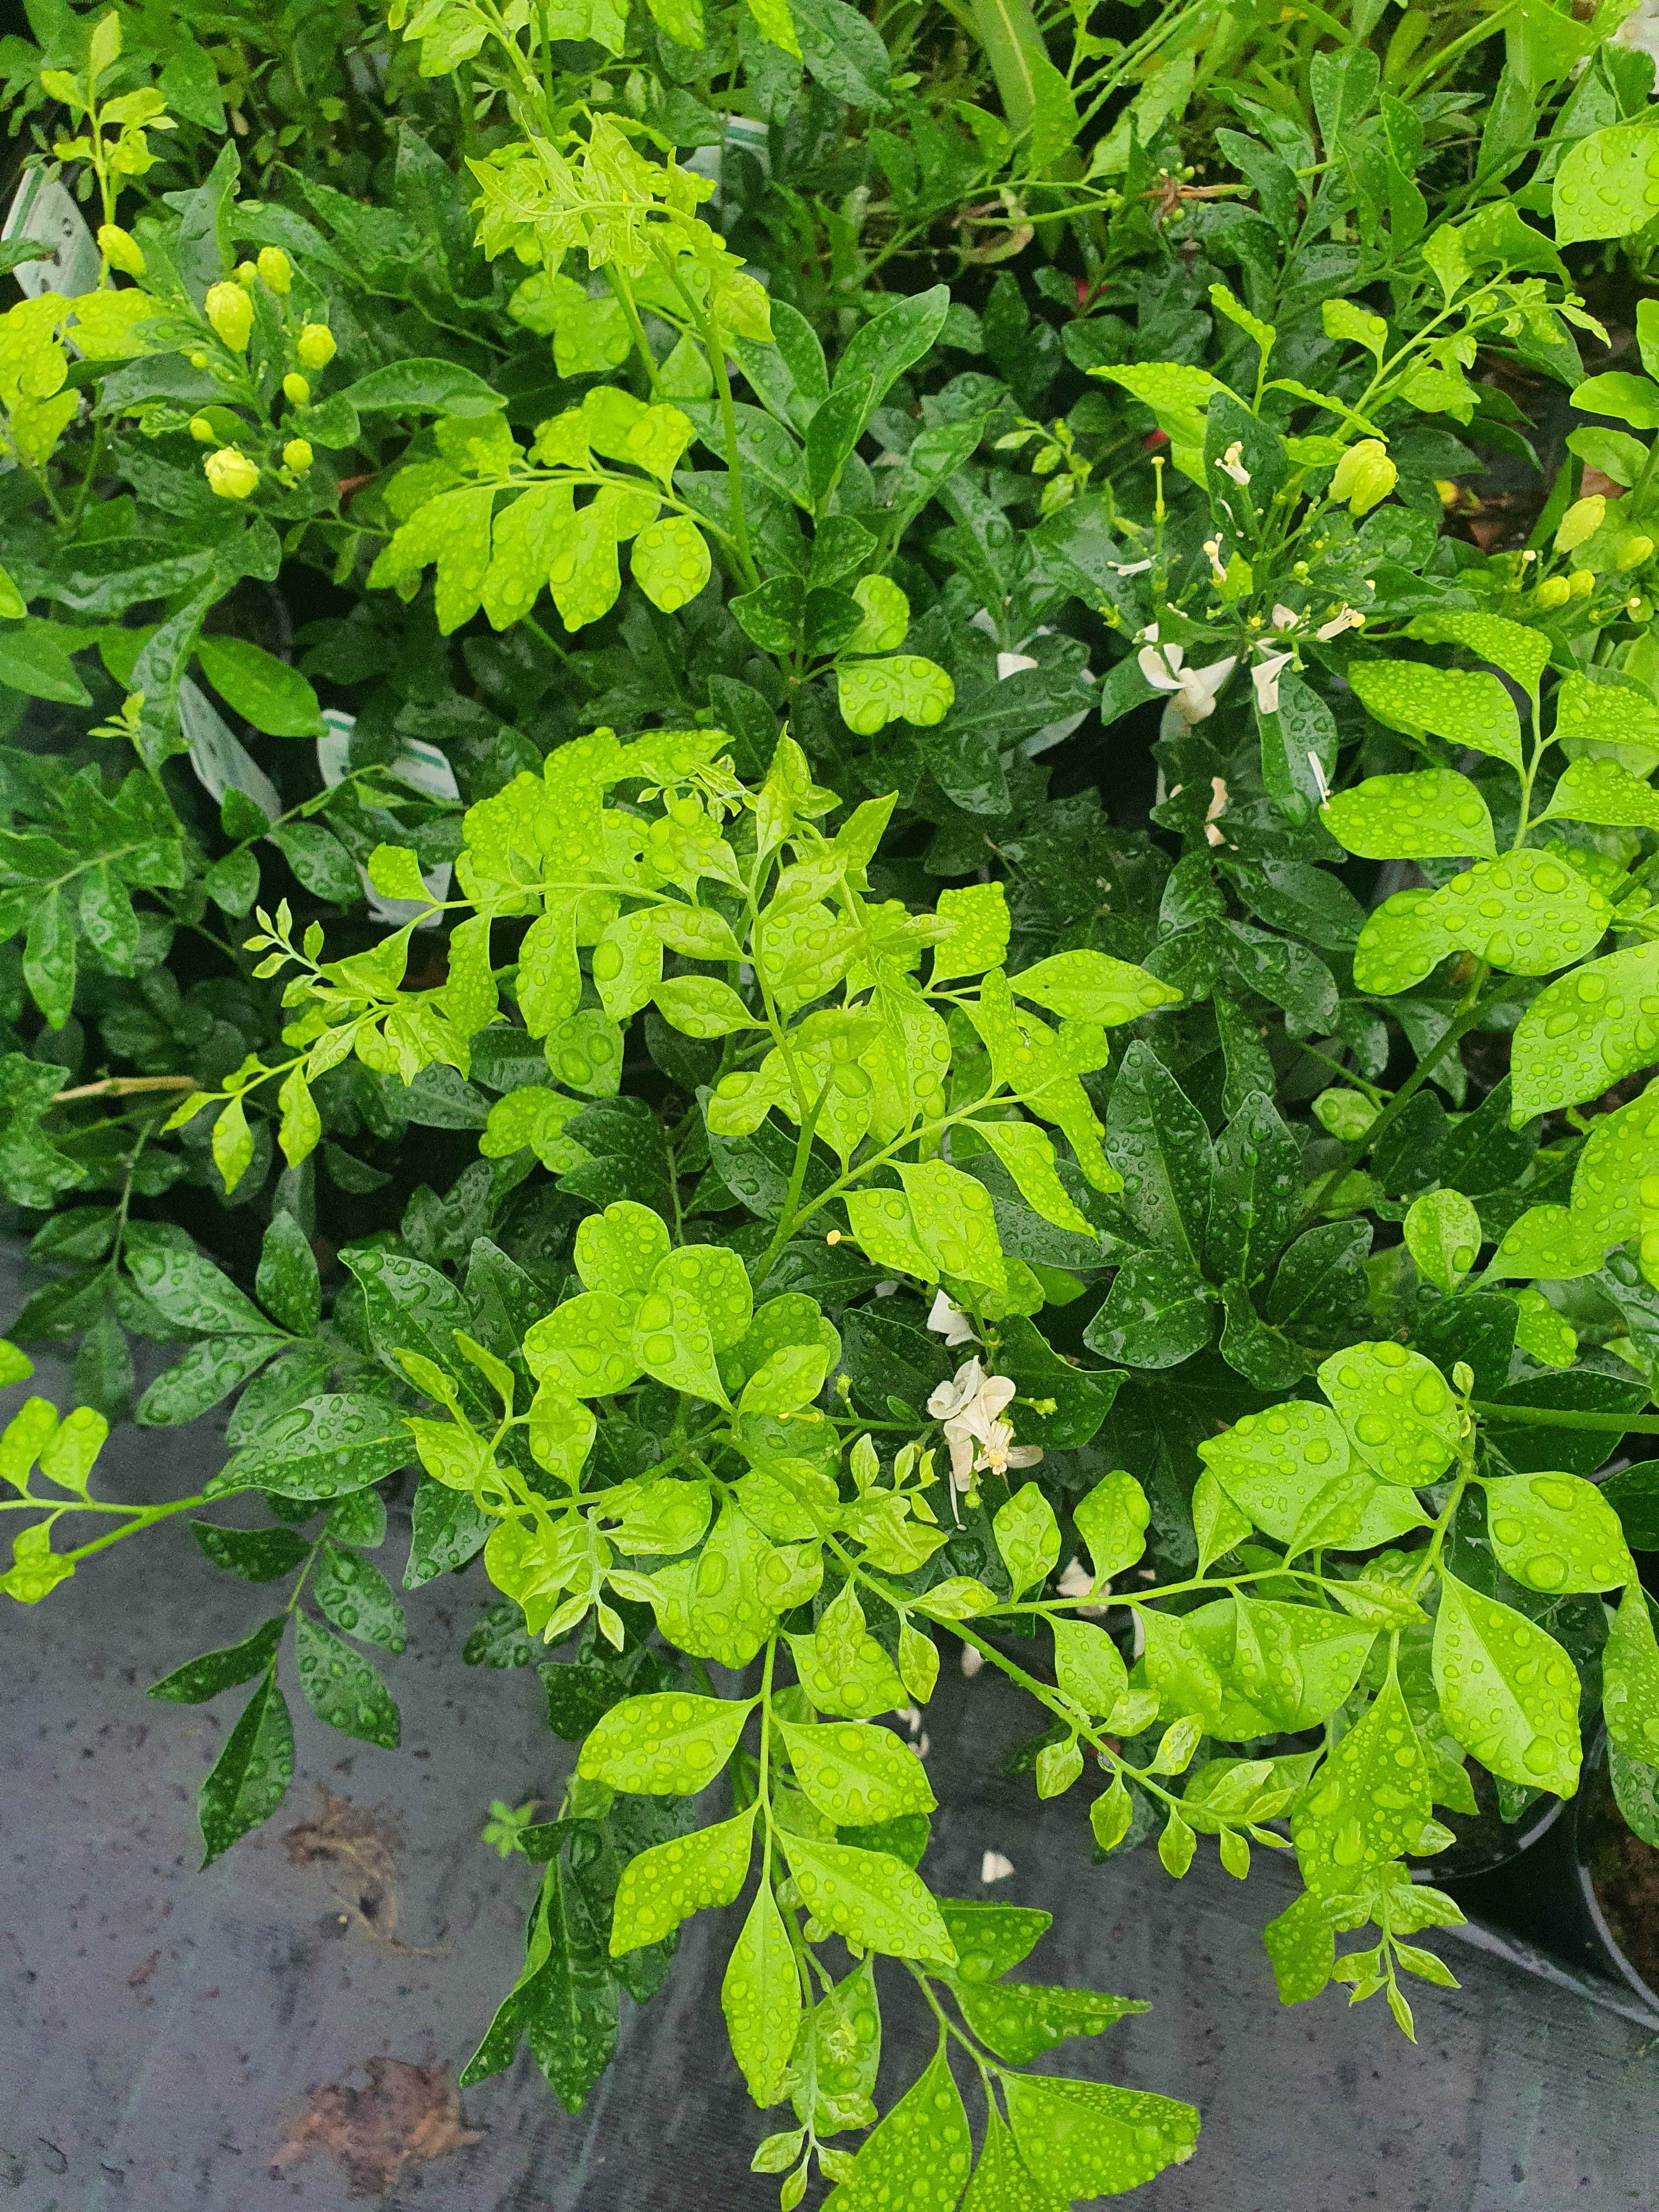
<box><xmin>1403</xmin><ymin>1187</ymin><xmax>1483</xmax><ymax>1294</ymax></box>
<box><xmin>631</xmin><ymin>513</ymin><xmax>711</xmax><ymax>612</ymax></box>
<box><xmin>781</xmin><ymin>1836</ymin><xmax>955</xmax><ymax>1962</ymax></box>
<box><xmin>721</xmin><ymin>1878</ymin><xmax>801</xmax><ymax>2109</ymax></box>
<box><xmin>821</xmin><ymin>2042</ymin><xmax>972</xmax><ymax>2209</ymax></box>
<box><xmin>1604</xmin><ymin>1581</ymin><xmax>1659</xmax><ymax>1768</ymax></box>
<box><xmin>1292</xmin><ymin>1672</ymin><xmax>1430</xmax><ymax>1894</ymax></box>
<box><xmin>1403</xmin><ymin>610</ymin><xmax>1551</xmax><ymax>693</ymax></box>
<box><xmin>1539</xmin><ymin>756</ymin><xmax>1659</xmax><ymax>830</ymax></box>
<box><xmin>780</xmin><ymin>1719</ymin><xmax>936</xmax><ymax>1825</ymax></box>
<box><xmin>1553</xmin><ymin>118</ymin><xmax>1659</xmax><ymax>247</ymax></box>
<box><xmin>1228</xmin><ymin>1595</ymin><xmax>1376</xmax><ymax>1731</ymax></box>
<box><xmin>578</xmin><ymin>1690</ymin><xmax>755</xmax><ymax>1794</ymax></box>
<box><xmin>1073</xmin><ymin>1469</ymin><xmax>1150</xmax><ymax>1582</ymax></box>
<box><xmin>1431</xmin><ymin>1573</ymin><xmax>1581</xmax><ymax>1796</ymax></box>
<box><xmin>211</xmin><ymin>1391</ymin><xmax>411</xmax><ymax>1500</ymax></box>
<box><xmin>573</xmin><ymin>1199</ymin><xmax>672</xmax><ymax>1296</ymax></box>
<box><xmin>611</xmin><ymin>1806</ymin><xmax>755</xmax><ymax>1954</ymax></box>
<box><xmin>1354</xmin><ymin>852</ymin><xmax>1611</xmax><ymax>994</ymax></box>
<box><xmin>1198</xmin><ymin>1400</ymin><xmax>1430</xmax><ymax>1546</ymax></box>
<box><xmin>1511</xmin><ymin>941</ymin><xmax>1659</xmax><ymax>1118</ymax></box>
<box><xmin>994</xmin><ymin>1482</ymin><xmax>1061</xmax><ymax>1598</ymax></box>
<box><xmin>1321</xmin><ymin>769</ymin><xmax>1496</xmax><ymax>860</ymax></box>
<box><xmin>960</xmin><ymin>2108</ymin><xmax>1066</xmax><ymax>2212</ymax></box>
<box><xmin>647</xmin><ymin>1503</ymin><xmax>822</xmax><ymax>1666</ymax></box>
<box><xmin>1349</xmin><ymin>658</ymin><xmax>1523</xmax><ymax>769</ymax></box>
<box><xmin>787</xmin><ymin>1582</ymin><xmax>907</xmax><ymax>1717</ymax></box>
<box><xmin>1003</xmin><ymin>2072</ymin><xmax>1200</xmax><ymax>2199</ymax></box>
<box><xmin>294</xmin><ymin>1612</ymin><xmax>400</xmax><ymax>1747</ymax></box>
<box><xmin>196</xmin><ymin>1670</ymin><xmax>294</xmax><ymax>1866</ymax></box>
<box><xmin>953</xmin><ymin>1979</ymin><xmax>1147</xmax><ymax>2067</ymax></box>
<box><xmin>312</xmin><ymin>1538</ymin><xmax>407</xmax><ymax>1651</ymax></box>
<box><xmin>1318</xmin><ymin>1340</ymin><xmax>1460</xmax><ymax>1487</ymax></box>
<box><xmin>1052</xmin><ymin>1618</ymin><xmax>1130</xmax><ymax>1719</ymax></box>
<box><xmin>1479</xmin><ymin>1471</ymin><xmax>1634</xmax><ymax>1594</ymax></box>
<box><xmin>524</xmin><ymin>1289</ymin><xmax>647</xmax><ymax>1397</ymax></box>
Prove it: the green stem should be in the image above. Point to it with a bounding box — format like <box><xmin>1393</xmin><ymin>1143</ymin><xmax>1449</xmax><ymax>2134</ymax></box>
<box><xmin>1467</xmin><ymin>1398</ymin><xmax>1659</xmax><ymax>1433</ymax></box>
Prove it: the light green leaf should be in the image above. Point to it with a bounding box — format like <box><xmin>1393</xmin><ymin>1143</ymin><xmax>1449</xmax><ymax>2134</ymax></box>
<box><xmin>577</xmin><ymin>1690</ymin><xmax>755</xmax><ymax>1793</ymax></box>
<box><xmin>1292</xmin><ymin>1671</ymin><xmax>1430</xmax><ymax>1892</ymax></box>
<box><xmin>1323</xmin><ymin>298</ymin><xmax>1390</xmax><ymax>357</ymax></box>
<box><xmin>896</xmin><ymin>1159</ymin><xmax>1007</xmax><ymax>1291</ymax></box>
<box><xmin>1198</xmin><ymin>1400</ymin><xmax>1431</xmax><ymax>1548</ymax></box>
<box><xmin>1090</xmin><ymin>362</ymin><xmax>1223</xmax><ymax>482</ymax></box>
<box><xmin>1508</xmin><ymin>1288</ymin><xmax>1578</xmax><ymax>1367</ymax></box>
<box><xmin>654</xmin><ymin>1243</ymin><xmax>754</xmax><ymax>1350</ymax></box>
<box><xmin>1553</xmin><ymin>120</ymin><xmax>1659</xmax><ymax>246</ymax></box>
<box><xmin>548</xmin><ymin>495</ymin><xmax>623</xmax><ymax>631</ymax></box>
<box><xmin>480</xmin><ymin>1086</ymin><xmax>590</xmax><ymax>1171</ymax></box>
<box><xmin>824</xmin><ymin>2044</ymin><xmax>970</xmax><ymax>2208</ymax></box>
<box><xmin>1192</xmin><ymin>1468</ymin><xmax>1253</xmax><ymax>1575</ymax></box>
<box><xmin>631</xmin><ymin>1282</ymin><xmax>730</xmax><ymax>1404</ymax></box>
<box><xmin>1074</xmin><ymin>1469</ymin><xmax>1150</xmax><ymax>1582</ymax></box>
<box><xmin>1511</xmin><ymin>941</ymin><xmax>1659</xmax><ymax>1118</ymax></box>
<box><xmin>1229</xmin><ymin>1596</ymin><xmax>1375</xmax><ymax>1731</ymax></box>
<box><xmin>931</xmin><ymin>881</ymin><xmax>1009</xmax><ymax>983</ymax></box>
<box><xmin>848</xmin><ymin>574</ymin><xmax>910</xmax><ymax>654</ymax></box>
<box><xmin>1348</xmin><ymin>658</ymin><xmax>1522</xmax><ymax>769</ymax></box>
<box><xmin>653</xmin><ymin>974</ymin><xmax>764</xmax><ymax>1037</ymax></box>
<box><xmin>648</xmin><ymin>1503</ymin><xmax>821</xmax><ymax>1665</ymax></box>
<box><xmin>1403</xmin><ymin>1188</ymin><xmax>1482</xmax><ymax>1293</ymax></box>
<box><xmin>1539</xmin><ymin>757</ymin><xmax>1659</xmax><ymax>830</ymax></box>
<box><xmin>573</xmin><ymin>1201</ymin><xmax>670</xmax><ymax>1296</ymax></box>
<box><xmin>782</xmin><ymin>1836</ymin><xmax>955</xmax><ymax>1961</ymax></box>
<box><xmin>1354</xmin><ymin>851</ymin><xmax>1610</xmax><ymax>993</ymax></box>
<box><xmin>1003</xmin><ymin>2072</ymin><xmax>1199</xmax><ymax>2198</ymax></box>
<box><xmin>1322</xmin><ymin>769</ymin><xmax>1496</xmax><ymax>860</ymax></box>
<box><xmin>1318</xmin><ymin>1340</ymin><xmax>1459</xmax><ymax>1487</ymax></box>
<box><xmin>1009</xmin><ymin>950</ymin><xmax>1182</xmax><ymax>1026</ymax></box>
<box><xmin>1432</xmin><ymin>1573</ymin><xmax>1580</xmax><ymax>1793</ymax></box>
<box><xmin>1479</xmin><ymin>1470</ymin><xmax>1633</xmax><ymax>1593</ymax></box>
<box><xmin>780</xmin><ymin>1719</ymin><xmax>936</xmax><ymax>1824</ymax></box>
<box><xmin>632</xmin><ymin>514</ymin><xmax>711</xmax><ymax>611</ymax></box>
<box><xmin>994</xmin><ymin>1482</ymin><xmax>1060</xmax><ymax>1597</ymax></box>
<box><xmin>787</xmin><ymin>1588</ymin><xmax>907</xmax><ymax>1717</ymax></box>
<box><xmin>1554</xmin><ymin>672</ymin><xmax>1659</xmax><ymax>758</ymax></box>
<box><xmin>1052</xmin><ymin>1618</ymin><xmax>1127</xmax><ymax>1718</ymax></box>
<box><xmin>837</xmin><ymin>655</ymin><xmax>954</xmax><ymax>736</ymax></box>
<box><xmin>612</xmin><ymin>1808</ymin><xmax>755</xmax><ymax>1953</ymax></box>
<box><xmin>1403</xmin><ymin>610</ymin><xmax>1550</xmax><ymax>693</ymax></box>
<box><xmin>1604</xmin><ymin>1581</ymin><xmax>1659</xmax><ymax>1765</ymax></box>
<box><xmin>723</xmin><ymin>1881</ymin><xmax>801</xmax><ymax>2109</ymax></box>
<box><xmin>969</xmin><ymin>1120</ymin><xmax>1097</xmax><ymax>1237</ymax></box>
<box><xmin>366</xmin><ymin>843</ymin><xmax>432</xmax><ymax>902</ymax></box>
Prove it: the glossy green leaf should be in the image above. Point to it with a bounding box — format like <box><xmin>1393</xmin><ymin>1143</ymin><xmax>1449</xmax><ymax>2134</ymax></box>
<box><xmin>821</xmin><ymin>2042</ymin><xmax>970</xmax><ymax>2209</ymax></box>
<box><xmin>1511</xmin><ymin>941</ymin><xmax>1659</xmax><ymax>1117</ymax></box>
<box><xmin>1074</xmin><ymin>1469</ymin><xmax>1150</xmax><ymax>1582</ymax></box>
<box><xmin>1003</xmin><ymin>2072</ymin><xmax>1199</xmax><ymax>2198</ymax></box>
<box><xmin>836</xmin><ymin>655</ymin><xmax>954</xmax><ymax>735</ymax></box>
<box><xmin>1604</xmin><ymin>1581</ymin><xmax>1659</xmax><ymax>1765</ymax></box>
<box><xmin>782</xmin><ymin>1835</ymin><xmax>955</xmax><ymax>1961</ymax></box>
<box><xmin>611</xmin><ymin>1807</ymin><xmax>755</xmax><ymax>1953</ymax></box>
<box><xmin>1553</xmin><ymin>119</ymin><xmax>1659</xmax><ymax>246</ymax></box>
<box><xmin>1403</xmin><ymin>1187</ymin><xmax>1483</xmax><ymax>1293</ymax></box>
<box><xmin>197</xmin><ymin>1671</ymin><xmax>294</xmax><ymax>1866</ymax></box>
<box><xmin>1321</xmin><ymin>770</ymin><xmax>1496</xmax><ymax>860</ymax></box>
<box><xmin>577</xmin><ymin>1690</ymin><xmax>754</xmax><ymax>1793</ymax></box>
<box><xmin>1317</xmin><ymin>1340</ymin><xmax>1460</xmax><ymax>1486</ymax></box>
<box><xmin>294</xmin><ymin>1612</ymin><xmax>400</xmax><ymax>1746</ymax></box>
<box><xmin>1292</xmin><ymin>1672</ymin><xmax>1430</xmax><ymax>1892</ymax></box>
<box><xmin>1432</xmin><ymin>1573</ymin><xmax>1580</xmax><ymax>1794</ymax></box>
<box><xmin>1480</xmin><ymin>1471</ymin><xmax>1633</xmax><ymax>1593</ymax></box>
<box><xmin>723</xmin><ymin>1878</ymin><xmax>801</xmax><ymax>2108</ymax></box>
<box><xmin>1349</xmin><ymin>658</ymin><xmax>1522</xmax><ymax>768</ymax></box>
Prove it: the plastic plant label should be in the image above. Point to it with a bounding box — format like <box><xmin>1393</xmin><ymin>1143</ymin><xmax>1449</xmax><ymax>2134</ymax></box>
<box><xmin>317</xmin><ymin>709</ymin><xmax>456</xmax><ymax>929</ymax></box>
<box><xmin>3</xmin><ymin>171</ymin><xmax>99</xmax><ymax>302</ymax></box>
<box><xmin>178</xmin><ymin>678</ymin><xmax>282</xmax><ymax>827</ymax></box>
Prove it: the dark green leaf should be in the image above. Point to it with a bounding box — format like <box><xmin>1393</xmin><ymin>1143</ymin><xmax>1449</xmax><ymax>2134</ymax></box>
<box><xmin>190</xmin><ymin>1521</ymin><xmax>312</xmax><ymax>1583</ymax></box>
<box><xmin>257</xmin><ymin>1211</ymin><xmax>321</xmax><ymax>1335</ymax></box>
<box><xmin>294</xmin><ymin>1612</ymin><xmax>400</xmax><ymax>1746</ymax></box>
<box><xmin>149</xmin><ymin>1614</ymin><xmax>287</xmax><ymax>1703</ymax></box>
<box><xmin>198</xmin><ymin>1672</ymin><xmax>295</xmax><ymax>1866</ymax></box>
<box><xmin>313</xmin><ymin>1539</ymin><xmax>407</xmax><ymax>1651</ymax></box>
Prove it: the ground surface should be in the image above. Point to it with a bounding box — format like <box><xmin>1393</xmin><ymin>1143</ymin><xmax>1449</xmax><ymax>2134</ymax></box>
<box><xmin>2</xmin><ymin>1245</ymin><xmax>1656</xmax><ymax>2212</ymax></box>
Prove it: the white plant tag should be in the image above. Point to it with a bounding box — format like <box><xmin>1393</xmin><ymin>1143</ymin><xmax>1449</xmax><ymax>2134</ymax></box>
<box><xmin>316</xmin><ymin>708</ymin><xmax>458</xmax><ymax>930</ymax></box>
<box><xmin>3</xmin><ymin>171</ymin><xmax>100</xmax><ymax>302</ymax></box>
<box><xmin>178</xmin><ymin>678</ymin><xmax>282</xmax><ymax>826</ymax></box>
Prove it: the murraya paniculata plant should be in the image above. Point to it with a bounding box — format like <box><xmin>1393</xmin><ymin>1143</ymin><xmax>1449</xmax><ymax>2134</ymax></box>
<box><xmin>5</xmin><ymin>0</ymin><xmax>1659</xmax><ymax>2199</ymax></box>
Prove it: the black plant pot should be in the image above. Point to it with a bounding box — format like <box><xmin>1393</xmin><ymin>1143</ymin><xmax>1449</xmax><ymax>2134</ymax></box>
<box><xmin>1436</xmin><ymin>1731</ymin><xmax>1659</xmax><ymax>2025</ymax></box>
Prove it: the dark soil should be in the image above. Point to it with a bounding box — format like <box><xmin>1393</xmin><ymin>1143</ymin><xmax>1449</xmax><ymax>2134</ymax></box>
<box><xmin>1589</xmin><ymin>1808</ymin><xmax>1659</xmax><ymax>2004</ymax></box>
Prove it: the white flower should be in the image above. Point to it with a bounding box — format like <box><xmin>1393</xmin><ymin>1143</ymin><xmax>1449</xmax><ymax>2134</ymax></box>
<box><xmin>1055</xmin><ymin>1556</ymin><xmax>1094</xmax><ymax>1599</ymax></box>
<box><xmin>1136</xmin><ymin>640</ymin><xmax>1238</xmax><ymax>726</ymax></box>
<box><xmin>1204</xmin><ymin>775</ymin><xmax>1230</xmax><ymax>848</ymax></box>
<box><xmin>960</xmin><ymin>1644</ymin><xmax>984</xmax><ymax>1678</ymax></box>
<box><xmin>1108</xmin><ymin>557</ymin><xmax>1154</xmax><ymax>576</ymax></box>
<box><xmin>1218</xmin><ymin>439</ymin><xmax>1251</xmax><ymax>486</ymax></box>
<box><xmin>1201</xmin><ymin>537</ymin><xmax>1228</xmax><ymax>585</ymax></box>
<box><xmin>1316</xmin><ymin>606</ymin><xmax>1365</xmax><ymax>642</ymax></box>
<box><xmin>1307</xmin><ymin>749</ymin><xmax>1332</xmax><ymax>803</ymax></box>
<box><xmin>926</xmin><ymin>1357</ymin><xmax>1043</xmax><ymax>1492</ymax></box>
<box><xmin>1270</xmin><ymin>602</ymin><xmax>1299</xmax><ymax>633</ymax></box>
<box><xmin>981</xmin><ymin>1850</ymin><xmax>1015</xmax><ymax>1883</ymax></box>
<box><xmin>1251</xmin><ymin>649</ymin><xmax>1295</xmax><ymax>714</ymax></box>
<box><xmin>926</xmin><ymin>1289</ymin><xmax>978</xmax><ymax>1348</ymax></box>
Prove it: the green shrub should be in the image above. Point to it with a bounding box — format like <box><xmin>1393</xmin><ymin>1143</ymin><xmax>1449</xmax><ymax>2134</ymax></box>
<box><xmin>4</xmin><ymin>0</ymin><xmax>1659</xmax><ymax>2199</ymax></box>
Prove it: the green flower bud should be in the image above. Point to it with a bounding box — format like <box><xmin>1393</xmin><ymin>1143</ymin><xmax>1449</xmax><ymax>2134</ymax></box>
<box><xmin>234</xmin><ymin>260</ymin><xmax>259</xmax><ymax>288</ymax></box>
<box><xmin>296</xmin><ymin>321</ymin><xmax>336</xmax><ymax>371</ymax></box>
<box><xmin>1617</xmin><ymin>535</ymin><xmax>1654</xmax><ymax>571</ymax></box>
<box><xmin>205</xmin><ymin>280</ymin><xmax>252</xmax><ymax>352</ymax></box>
<box><xmin>97</xmin><ymin>223</ymin><xmax>145</xmax><ymax>277</ymax></box>
<box><xmin>257</xmin><ymin>246</ymin><xmax>292</xmax><ymax>295</ymax></box>
<box><xmin>282</xmin><ymin>372</ymin><xmax>311</xmax><ymax>407</ymax></box>
<box><xmin>1555</xmin><ymin>495</ymin><xmax>1605</xmax><ymax>553</ymax></box>
<box><xmin>1533</xmin><ymin>574</ymin><xmax>1572</xmax><ymax>611</ymax></box>
<box><xmin>189</xmin><ymin>351</ymin><xmax>208</xmax><ymax>369</ymax></box>
<box><xmin>205</xmin><ymin>447</ymin><xmax>259</xmax><ymax>500</ymax></box>
<box><xmin>283</xmin><ymin>438</ymin><xmax>314</xmax><ymax>473</ymax></box>
<box><xmin>1329</xmin><ymin>438</ymin><xmax>1397</xmax><ymax>516</ymax></box>
<box><xmin>1569</xmin><ymin>566</ymin><xmax>1596</xmax><ymax>598</ymax></box>
<box><xmin>188</xmin><ymin>414</ymin><xmax>216</xmax><ymax>443</ymax></box>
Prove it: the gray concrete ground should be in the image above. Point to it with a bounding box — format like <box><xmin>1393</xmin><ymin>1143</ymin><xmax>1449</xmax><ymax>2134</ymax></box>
<box><xmin>2</xmin><ymin>1246</ymin><xmax>1656</xmax><ymax>2212</ymax></box>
